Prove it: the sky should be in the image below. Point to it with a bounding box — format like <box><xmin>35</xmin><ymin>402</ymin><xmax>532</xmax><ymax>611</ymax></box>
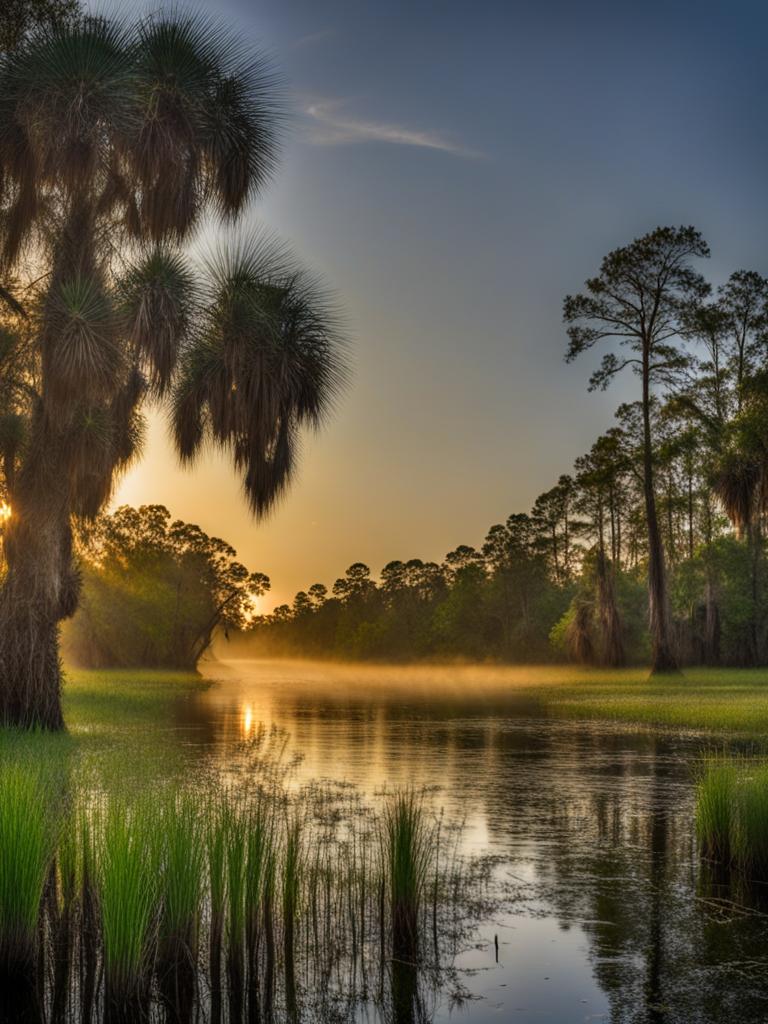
<box><xmin>112</xmin><ymin>0</ymin><xmax>768</xmax><ymax>610</ymax></box>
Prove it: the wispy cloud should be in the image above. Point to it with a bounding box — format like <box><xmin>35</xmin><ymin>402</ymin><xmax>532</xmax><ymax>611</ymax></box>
<box><xmin>301</xmin><ymin>99</ymin><xmax>481</xmax><ymax>159</ymax></box>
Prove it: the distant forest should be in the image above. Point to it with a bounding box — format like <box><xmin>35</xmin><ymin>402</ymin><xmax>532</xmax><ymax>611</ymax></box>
<box><xmin>250</xmin><ymin>227</ymin><xmax>768</xmax><ymax>670</ymax></box>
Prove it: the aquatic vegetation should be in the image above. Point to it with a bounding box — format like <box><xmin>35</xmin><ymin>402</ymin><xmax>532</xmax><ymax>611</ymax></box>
<box><xmin>157</xmin><ymin>791</ymin><xmax>205</xmax><ymax>1019</ymax></box>
<box><xmin>205</xmin><ymin>798</ymin><xmax>228</xmax><ymax>1012</ymax></box>
<box><xmin>696</xmin><ymin>758</ymin><xmax>768</xmax><ymax>877</ymax></box>
<box><xmin>97</xmin><ymin>798</ymin><xmax>161</xmax><ymax>1005</ymax></box>
<box><xmin>0</xmin><ymin>762</ymin><xmax>471</xmax><ymax>1018</ymax></box>
<box><xmin>0</xmin><ymin>671</ymin><xmax>497</xmax><ymax>1020</ymax></box>
<box><xmin>0</xmin><ymin>766</ymin><xmax>53</xmax><ymax>972</ymax></box>
<box><xmin>160</xmin><ymin>791</ymin><xmax>205</xmax><ymax>957</ymax></box>
<box><xmin>0</xmin><ymin>761</ymin><xmax>474</xmax><ymax>1022</ymax></box>
<box><xmin>696</xmin><ymin>758</ymin><xmax>736</xmax><ymax>861</ymax></box>
<box><xmin>381</xmin><ymin>790</ymin><xmax>434</xmax><ymax>961</ymax></box>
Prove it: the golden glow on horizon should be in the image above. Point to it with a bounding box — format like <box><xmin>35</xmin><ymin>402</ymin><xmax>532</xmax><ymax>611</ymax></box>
<box><xmin>0</xmin><ymin>502</ymin><xmax>12</xmax><ymax>524</ymax></box>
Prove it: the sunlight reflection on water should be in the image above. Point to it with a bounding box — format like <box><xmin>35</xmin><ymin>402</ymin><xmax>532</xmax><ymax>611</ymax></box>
<box><xmin>176</xmin><ymin>658</ymin><xmax>768</xmax><ymax>1024</ymax></box>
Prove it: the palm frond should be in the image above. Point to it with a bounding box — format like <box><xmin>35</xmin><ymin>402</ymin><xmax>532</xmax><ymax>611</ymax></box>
<box><xmin>202</xmin><ymin>55</ymin><xmax>283</xmax><ymax>218</ymax></box>
<box><xmin>65</xmin><ymin>398</ymin><xmax>145</xmax><ymax>521</ymax></box>
<box><xmin>0</xmin><ymin>17</ymin><xmax>133</xmax><ymax>194</ymax></box>
<box><xmin>169</xmin><ymin>232</ymin><xmax>348</xmax><ymax>517</ymax></box>
<box><xmin>0</xmin><ymin>410</ymin><xmax>26</xmax><ymax>490</ymax></box>
<box><xmin>169</xmin><ymin>336</ymin><xmax>220</xmax><ymax>462</ymax></box>
<box><xmin>119</xmin><ymin>248</ymin><xmax>196</xmax><ymax>395</ymax></box>
<box><xmin>126</xmin><ymin>14</ymin><xmax>281</xmax><ymax>240</ymax></box>
<box><xmin>0</xmin><ymin>169</ymin><xmax>38</xmax><ymax>268</ymax></box>
<box><xmin>65</xmin><ymin>404</ymin><xmax>115</xmax><ymax>518</ymax></box>
<box><xmin>42</xmin><ymin>273</ymin><xmax>122</xmax><ymax>411</ymax></box>
<box><xmin>711</xmin><ymin>452</ymin><xmax>759</xmax><ymax>535</ymax></box>
<box><xmin>110</xmin><ymin>368</ymin><xmax>147</xmax><ymax>463</ymax></box>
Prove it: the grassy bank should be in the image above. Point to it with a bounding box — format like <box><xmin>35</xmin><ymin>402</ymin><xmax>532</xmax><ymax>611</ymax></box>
<box><xmin>55</xmin><ymin>662</ymin><xmax>768</xmax><ymax>738</ymax></box>
<box><xmin>524</xmin><ymin>666</ymin><xmax>768</xmax><ymax>734</ymax></box>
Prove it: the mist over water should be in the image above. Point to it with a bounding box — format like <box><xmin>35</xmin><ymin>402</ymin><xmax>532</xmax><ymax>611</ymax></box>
<box><xmin>181</xmin><ymin>659</ymin><xmax>768</xmax><ymax>1023</ymax></box>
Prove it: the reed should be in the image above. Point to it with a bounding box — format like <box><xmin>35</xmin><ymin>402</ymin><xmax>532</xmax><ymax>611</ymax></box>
<box><xmin>0</xmin><ymin>766</ymin><xmax>53</xmax><ymax>973</ymax></box>
<box><xmin>262</xmin><ymin>843</ymin><xmax>278</xmax><ymax>1013</ymax></box>
<box><xmin>695</xmin><ymin>757</ymin><xmax>736</xmax><ymax>862</ymax></box>
<box><xmin>206</xmin><ymin>798</ymin><xmax>228</xmax><ymax>1016</ymax></box>
<box><xmin>97</xmin><ymin>798</ymin><xmax>161</xmax><ymax>1005</ymax></box>
<box><xmin>732</xmin><ymin>764</ymin><xmax>768</xmax><ymax>876</ymax></box>
<box><xmin>0</xmin><ymin>751</ymin><xmax>474</xmax><ymax>1022</ymax></box>
<box><xmin>79</xmin><ymin>806</ymin><xmax>99</xmax><ymax>1023</ymax></box>
<box><xmin>245</xmin><ymin>796</ymin><xmax>274</xmax><ymax>1017</ymax></box>
<box><xmin>51</xmin><ymin>807</ymin><xmax>81</xmax><ymax>1023</ymax></box>
<box><xmin>283</xmin><ymin>812</ymin><xmax>303</xmax><ymax>1015</ymax></box>
<box><xmin>159</xmin><ymin>792</ymin><xmax>205</xmax><ymax>949</ymax></box>
<box><xmin>158</xmin><ymin>790</ymin><xmax>205</xmax><ymax>1020</ymax></box>
<box><xmin>381</xmin><ymin>791</ymin><xmax>433</xmax><ymax>962</ymax></box>
<box><xmin>225</xmin><ymin>801</ymin><xmax>248</xmax><ymax>1020</ymax></box>
<box><xmin>697</xmin><ymin>758</ymin><xmax>768</xmax><ymax>878</ymax></box>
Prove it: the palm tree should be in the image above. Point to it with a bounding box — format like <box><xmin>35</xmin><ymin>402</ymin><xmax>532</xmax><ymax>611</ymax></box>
<box><xmin>0</xmin><ymin>15</ymin><xmax>347</xmax><ymax>728</ymax></box>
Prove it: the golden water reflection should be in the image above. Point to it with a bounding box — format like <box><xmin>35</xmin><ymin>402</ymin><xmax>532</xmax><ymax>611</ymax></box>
<box><xmin>178</xmin><ymin>658</ymin><xmax>768</xmax><ymax>1023</ymax></box>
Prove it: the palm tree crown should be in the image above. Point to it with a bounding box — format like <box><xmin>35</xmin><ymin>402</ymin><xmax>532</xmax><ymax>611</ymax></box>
<box><xmin>0</xmin><ymin>13</ymin><xmax>348</xmax><ymax>729</ymax></box>
<box><xmin>0</xmin><ymin>13</ymin><xmax>347</xmax><ymax>523</ymax></box>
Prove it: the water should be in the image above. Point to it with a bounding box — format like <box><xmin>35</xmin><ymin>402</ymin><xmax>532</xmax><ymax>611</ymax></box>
<box><xmin>178</xmin><ymin>659</ymin><xmax>768</xmax><ymax>1024</ymax></box>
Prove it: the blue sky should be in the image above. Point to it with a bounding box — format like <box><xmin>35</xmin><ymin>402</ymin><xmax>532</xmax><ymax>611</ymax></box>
<box><xmin>115</xmin><ymin>0</ymin><xmax>768</xmax><ymax>607</ymax></box>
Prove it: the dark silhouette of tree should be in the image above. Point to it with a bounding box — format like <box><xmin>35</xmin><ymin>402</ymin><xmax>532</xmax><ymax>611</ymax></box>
<box><xmin>531</xmin><ymin>475</ymin><xmax>576</xmax><ymax>584</ymax></box>
<box><xmin>235</xmin><ymin>233</ymin><xmax>768</xmax><ymax>673</ymax></box>
<box><xmin>573</xmin><ymin>437</ymin><xmax>629</xmax><ymax>666</ymax></box>
<box><xmin>0</xmin><ymin>0</ymin><xmax>78</xmax><ymax>54</ymax></box>
<box><xmin>718</xmin><ymin>270</ymin><xmax>768</xmax><ymax>413</ymax></box>
<box><xmin>564</xmin><ymin>226</ymin><xmax>710</xmax><ymax>674</ymax></box>
<box><xmin>0</xmin><ymin>14</ymin><xmax>347</xmax><ymax>727</ymax></box>
<box><xmin>678</xmin><ymin>272</ymin><xmax>768</xmax><ymax>664</ymax></box>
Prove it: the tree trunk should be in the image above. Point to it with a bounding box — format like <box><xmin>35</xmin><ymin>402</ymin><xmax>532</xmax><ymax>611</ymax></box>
<box><xmin>703</xmin><ymin>577</ymin><xmax>720</xmax><ymax>666</ymax></box>
<box><xmin>567</xmin><ymin>601</ymin><xmax>595</xmax><ymax>665</ymax></box>
<box><xmin>744</xmin><ymin>503</ymin><xmax>762</xmax><ymax>667</ymax></box>
<box><xmin>0</xmin><ymin>454</ymin><xmax>76</xmax><ymax>729</ymax></box>
<box><xmin>596</xmin><ymin>550</ymin><xmax>625</xmax><ymax>668</ymax></box>
<box><xmin>642</xmin><ymin>362</ymin><xmax>678</xmax><ymax>674</ymax></box>
<box><xmin>0</xmin><ymin>583</ymin><xmax>63</xmax><ymax>729</ymax></box>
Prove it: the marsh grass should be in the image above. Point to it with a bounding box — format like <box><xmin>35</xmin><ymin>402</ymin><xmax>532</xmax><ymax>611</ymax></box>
<box><xmin>696</xmin><ymin>758</ymin><xmax>736</xmax><ymax>862</ymax></box>
<box><xmin>160</xmin><ymin>792</ymin><xmax>205</xmax><ymax>958</ymax></box>
<box><xmin>244</xmin><ymin>796</ymin><xmax>274</xmax><ymax>1015</ymax></box>
<box><xmin>282</xmin><ymin>811</ymin><xmax>303</xmax><ymax>1014</ymax></box>
<box><xmin>224</xmin><ymin>799</ymin><xmax>248</xmax><ymax>1021</ymax></box>
<box><xmin>97</xmin><ymin>798</ymin><xmax>161</xmax><ymax>1004</ymax></box>
<box><xmin>381</xmin><ymin>790</ymin><xmax>433</xmax><ymax>962</ymax></box>
<box><xmin>519</xmin><ymin>666</ymin><xmax>768</xmax><ymax>734</ymax></box>
<box><xmin>697</xmin><ymin>757</ymin><xmax>768</xmax><ymax>880</ymax></box>
<box><xmin>157</xmin><ymin>791</ymin><xmax>205</xmax><ymax>1020</ymax></box>
<box><xmin>0</xmin><ymin>766</ymin><xmax>54</xmax><ymax>972</ymax></box>
<box><xmin>0</xmin><ymin>670</ymin><xmax>480</xmax><ymax>1024</ymax></box>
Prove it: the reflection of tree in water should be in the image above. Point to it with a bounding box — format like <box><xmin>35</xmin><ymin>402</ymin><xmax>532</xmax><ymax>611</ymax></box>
<box><xmin>181</xmin><ymin>673</ymin><xmax>768</xmax><ymax>1023</ymax></box>
<box><xmin>511</xmin><ymin>735</ymin><xmax>768</xmax><ymax>1023</ymax></box>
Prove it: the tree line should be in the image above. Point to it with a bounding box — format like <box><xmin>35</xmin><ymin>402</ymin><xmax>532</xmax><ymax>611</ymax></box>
<box><xmin>251</xmin><ymin>227</ymin><xmax>768</xmax><ymax>671</ymax></box>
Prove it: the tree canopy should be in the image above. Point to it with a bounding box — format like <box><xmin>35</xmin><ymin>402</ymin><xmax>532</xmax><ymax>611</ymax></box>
<box><xmin>64</xmin><ymin>505</ymin><xmax>269</xmax><ymax>668</ymax></box>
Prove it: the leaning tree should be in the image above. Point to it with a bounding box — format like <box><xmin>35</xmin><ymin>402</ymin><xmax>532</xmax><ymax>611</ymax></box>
<box><xmin>564</xmin><ymin>226</ymin><xmax>710</xmax><ymax>674</ymax></box>
<box><xmin>0</xmin><ymin>15</ymin><xmax>347</xmax><ymax>728</ymax></box>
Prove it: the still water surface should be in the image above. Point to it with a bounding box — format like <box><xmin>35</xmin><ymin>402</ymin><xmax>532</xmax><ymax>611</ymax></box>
<box><xmin>181</xmin><ymin>659</ymin><xmax>768</xmax><ymax>1024</ymax></box>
